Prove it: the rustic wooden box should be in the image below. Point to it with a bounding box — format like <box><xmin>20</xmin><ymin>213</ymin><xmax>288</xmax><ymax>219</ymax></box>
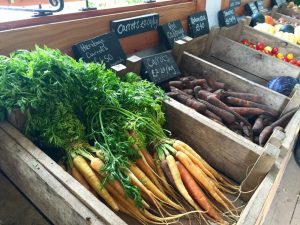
<box><xmin>173</xmin><ymin>22</ymin><xmax>300</xmax><ymax>86</ymax></box>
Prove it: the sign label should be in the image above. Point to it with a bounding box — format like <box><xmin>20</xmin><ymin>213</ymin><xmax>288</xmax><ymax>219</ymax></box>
<box><xmin>187</xmin><ymin>11</ymin><xmax>210</xmax><ymax>38</ymax></box>
<box><xmin>141</xmin><ymin>51</ymin><xmax>181</xmax><ymax>84</ymax></box>
<box><xmin>245</xmin><ymin>2</ymin><xmax>259</xmax><ymax>15</ymax></box>
<box><xmin>158</xmin><ymin>20</ymin><xmax>186</xmax><ymax>49</ymax></box>
<box><xmin>218</xmin><ymin>8</ymin><xmax>238</xmax><ymax>27</ymax></box>
<box><xmin>229</xmin><ymin>0</ymin><xmax>241</xmax><ymax>8</ymax></box>
<box><xmin>111</xmin><ymin>13</ymin><xmax>159</xmax><ymax>38</ymax></box>
<box><xmin>72</xmin><ymin>32</ymin><xmax>126</xmax><ymax>67</ymax></box>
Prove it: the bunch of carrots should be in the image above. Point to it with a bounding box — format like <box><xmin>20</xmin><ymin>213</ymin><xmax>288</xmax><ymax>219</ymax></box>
<box><xmin>167</xmin><ymin>74</ymin><xmax>296</xmax><ymax>146</ymax></box>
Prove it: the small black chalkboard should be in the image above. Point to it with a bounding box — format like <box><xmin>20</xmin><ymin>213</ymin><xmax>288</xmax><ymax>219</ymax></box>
<box><xmin>218</xmin><ymin>8</ymin><xmax>238</xmax><ymax>27</ymax></box>
<box><xmin>158</xmin><ymin>20</ymin><xmax>186</xmax><ymax>49</ymax></box>
<box><xmin>245</xmin><ymin>2</ymin><xmax>259</xmax><ymax>15</ymax></box>
<box><xmin>229</xmin><ymin>0</ymin><xmax>241</xmax><ymax>8</ymax></box>
<box><xmin>187</xmin><ymin>11</ymin><xmax>209</xmax><ymax>38</ymax></box>
<box><xmin>272</xmin><ymin>0</ymin><xmax>287</xmax><ymax>6</ymax></box>
<box><xmin>111</xmin><ymin>13</ymin><xmax>159</xmax><ymax>38</ymax></box>
<box><xmin>72</xmin><ymin>32</ymin><xmax>126</xmax><ymax>68</ymax></box>
<box><xmin>141</xmin><ymin>51</ymin><xmax>181</xmax><ymax>84</ymax></box>
<box><xmin>255</xmin><ymin>0</ymin><xmax>264</xmax><ymax>11</ymax></box>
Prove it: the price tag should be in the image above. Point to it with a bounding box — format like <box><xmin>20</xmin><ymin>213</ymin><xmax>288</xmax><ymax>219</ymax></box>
<box><xmin>218</xmin><ymin>8</ymin><xmax>238</xmax><ymax>27</ymax></box>
<box><xmin>245</xmin><ymin>2</ymin><xmax>259</xmax><ymax>15</ymax></box>
<box><xmin>141</xmin><ymin>51</ymin><xmax>181</xmax><ymax>84</ymax></box>
<box><xmin>158</xmin><ymin>20</ymin><xmax>186</xmax><ymax>49</ymax></box>
<box><xmin>111</xmin><ymin>13</ymin><xmax>159</xmax><ymax>38</ymax></box>
<box><xmin>72</xmin><ymin>32</ymin><xmax>126</xmax><ymax>67</ymax></box>
<box><xmin>187</xmin><ymin>11</ymin><xmax>210</xmax><ymax>38</ymax></box>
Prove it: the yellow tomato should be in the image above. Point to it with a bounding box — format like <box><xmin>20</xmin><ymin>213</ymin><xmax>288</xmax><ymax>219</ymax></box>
<box><xmin>277</xmin><ymin>53</ymin><xmax>284</xmax><ymax>59</ymax></box>
<box><xmin>287</xmin><ymin>53</ymin><xmax>294</xmax><ymax>60</ymax></box>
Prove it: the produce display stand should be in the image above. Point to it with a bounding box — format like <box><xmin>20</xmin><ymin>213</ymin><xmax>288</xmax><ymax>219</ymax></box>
<box><xmin>0</xmin><ymin>2</ymin><xmax>300</xmax><ymax>225</ymax></box>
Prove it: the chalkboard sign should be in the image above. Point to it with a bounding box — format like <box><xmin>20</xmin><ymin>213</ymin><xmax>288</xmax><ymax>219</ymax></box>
<box><xmin>229</xmin><ymin>0</ymin><xmax>241</xmax><ymax>8</ymax></box>
<box><xmin>255</xmin><ymin>0</ymin><xmax>264</xmax><ymax>11</ymax></box>
<box><xmin>141</xmin><ymin>51</ymin><xmax>181</xmax><ymax>84</ymax></box>
<box><xmin>245</xmin><ymin>2</ymin><xmax>259</xmax><ymax>15</ymax></box>
<box><xmin>72</xmin><ymin>32</ymin><xmax>126</xmax><ymax>67</ymax></box>
<box><xmin>111</xmin><ymin>13</ymin><xmax>159</xmax><ymax>38</ymax></box>
<box><xmin>158</xmin><ymin>20</ymin><xmax>186</xmax><ymax>49</ymax></box>
<box><xmin>272</xmin><ymin>0</ymin><xmax>287</xmax><ymax>6</ymax></box>
<box><xmin>187</xmin><ymin>11</ymin><xmax>209</xmax><ymax>38</ymax></box>
<box><xmin>218</xmin><ymin>8</ymin><xmax>238</xmax><ymax>27</ymax></box>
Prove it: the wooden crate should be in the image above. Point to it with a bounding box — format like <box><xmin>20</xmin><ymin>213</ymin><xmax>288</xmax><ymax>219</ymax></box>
<box><xmin>272</xmin><ymin>4</ymin><xmax>300</xmax><ymax>19</ymax></box>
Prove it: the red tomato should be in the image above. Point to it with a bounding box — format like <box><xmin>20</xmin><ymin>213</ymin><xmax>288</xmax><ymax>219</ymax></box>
<box><xmin>241</xmin><ymin>39</ymin><xmax>249</xmax><ymax>45</ymax></box>
<box><xmin>249</xmin><ymin>44</ymin><xmax>256</xmax><ymax>49</ymax></box>
<box><xmin>297</xmin><ymin>60</ymin><xmax>300</xmax><ymax>67</ymax></box>
<box><xmin>290</xmin><ymin>59</ymin><xmax>298</xmax><ymax>65</ymax></box>
<box><xmin>283</xmin><ymin>57</ymin><xmax>290</xmax><ymax>62</ymax></box>
<box><xmin>271</xmin><ymin>47</ymin><xmax>279</xmax><ymax>55</ymax></box>
<box><xmin>256</xmin><ymin>42</ymin><xmax>265</xmax><ymax>51</ymax></box>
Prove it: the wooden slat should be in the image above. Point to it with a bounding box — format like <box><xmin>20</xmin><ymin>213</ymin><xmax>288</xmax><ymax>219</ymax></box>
<box><xmin>0</xmin><ymin>122</ymin><xmax>127</xmax><ymax>225</ymax></box>
<box><xmin>272</xmin><ymin>11</ymin><xmax>300</xmax><ymax>25</ymax></box>
<box><xmin>277</xmin><ymin>5</ymin><xmax>300</xmax><ymax>18</ymax></box>
<box><xmin>0</xmin><ymin>127</ymin><xmax>109</xmax><ymax>225</ymax></box>
<box><xmin>209</xmin><ymin>35</ymin><xmax>300</xmax><ymax>83</ymax></box>
<box><xmin>0</xmin><ymin>2</ymin><xmax>195</xmax><ymax>56</ymax></box>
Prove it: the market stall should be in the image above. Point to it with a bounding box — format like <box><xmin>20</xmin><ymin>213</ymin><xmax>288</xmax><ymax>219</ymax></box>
<box><xmin>0</xmin><ymin>1</ymin><xmax>299</xmax><ymax>225</ymax></box>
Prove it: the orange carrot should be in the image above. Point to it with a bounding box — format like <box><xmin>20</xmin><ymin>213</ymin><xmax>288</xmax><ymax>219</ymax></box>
<box><xmin>73</xmin><ymin>155</ymin><xmax>119</xmax><ymax>211</ymax></box>
<box><xmin>175</xmin><ymin>151</ymin><xmax>236</xmax><ymax>215</ymax></box>
<box><xmin>176</xmin><ymin>161</ymin><xmax>223</xmax><ymax>222</ymax></box>
<box><xmin>140</xmin><ymin>149</ymin><xmax>156</xmax><ymax>170</ymax></box>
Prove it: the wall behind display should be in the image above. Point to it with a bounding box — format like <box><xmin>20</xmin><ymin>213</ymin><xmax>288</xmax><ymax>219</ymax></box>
<box><xmin>206</xmin><ymin>0</ymin><xmax>222</xmax><ymax>27</ymax></box>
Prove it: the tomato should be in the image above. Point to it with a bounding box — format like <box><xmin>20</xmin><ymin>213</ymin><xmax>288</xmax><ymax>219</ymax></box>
<box><xmin>249</xmin><ymin>44</ymin><xmax>256</xmax><ymax>49</ymax></box>
<box><xmin>297</xmin><ymin>60</ymin><xmax>300</xmax><ymax>67</ymax></box>
<box><xmin>283</xmin><ymin>56</ymin><xmax>290</xmax><ymax>62</ymax></box>
<box><xmin>290</xmin><ymin>59</ymin><xmax>298</xmax><ymax>65</ymax></box>
<box><xmin>264</xmin><ymin>46</ymin><xmax>272</xmax><ymax>54</ymax></box>
<box><xmin>241</xmin><ymin>39</ymin><xmax>250</xmax><ymax>45</ymax></box>
<box><xmin>277</xmin><ymin>53</ymin><xmax>284</xmax><ymax>59</ymax></box>
<box><xmin>256</xmin><ymin>42</ymin><xmax>265</xmax><ymax>50</ymax></box>
<box><xmin>287</xmin><ymin>53</ymin><xmax>294</xmax><ymax>61</ymax></box>
<box><xmin>271</xmin><ymin>47</ymin><xmax>279</xmax><ymax>55</ymax></box>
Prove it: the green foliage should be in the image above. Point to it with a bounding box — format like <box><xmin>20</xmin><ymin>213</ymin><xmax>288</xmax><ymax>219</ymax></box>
<box><xmin>0</xmin><ymin>46</ymin><xmax>167</xmax><ymax>208</ymax></box>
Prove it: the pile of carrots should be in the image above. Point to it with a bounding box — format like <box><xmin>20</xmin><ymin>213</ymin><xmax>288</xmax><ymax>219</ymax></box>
<box><xmin>67</xmin><ymin>135</ymin><xmax>240</xmax><ymax>225</ymax></box>
<box><xmin>166</xmin><ymin>74</ymin><xmax>296</xmax><ymax>146</ymax></box>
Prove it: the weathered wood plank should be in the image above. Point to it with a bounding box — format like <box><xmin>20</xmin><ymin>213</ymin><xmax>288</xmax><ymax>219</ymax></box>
<box><xmin>277</xmin><ymin>5</ymin><xmax>300</xmax><ymax>19</ymax></box>
<box><xmin>209</xmin><ymin>35</ymin><xmax>300</xmax><ymax>83</ymax></box>
<box><xmin>0</xmin><ymin>122</ymin><xmax>127</xmax><ymax>225</ymax></box>
<box><xmin>262</xmin><ymin>156</ymin><xmax>300</xmax><ymax>225</ymax></box>
<box><xmin>164</xmin><ymin>98</ymin><xmax>276</xmax><ymax>186</ymax></box>
<box><xmin>0</xmin><ymin>127</ymin><xmax>108</xmax><ymax>225</ymax></box>
<box><xmin>179</xmin><ymin>52</ymin><xmax>290</xmax><ymax>111</ymax></box>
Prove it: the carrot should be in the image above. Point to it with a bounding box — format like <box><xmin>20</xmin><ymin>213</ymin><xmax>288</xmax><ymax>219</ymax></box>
<box><xmin>176</xmin><ymin>161</ymin><xmax>223</xmax><ymax>222</ymax></box>
<box><xmin>196</xmin><ymin>90</ymin><xmax>214</xmax><ymax>101</ymax></box>
<box><xmin>175</xmin><ymin>151</ymin><xmax>236</xmax><ymax>215</ymax></box>
<box><xmin>73</xmin><ymin>155</ymin><xmax>119</xmax><ymax>211</ymax></box>
<box><xmin>219</xmin><ymin>90</ymin><xmax>263</xmax><ymax>103</ymax></box>
<box><xmin>253</xmin><ymin>115</ymin><xmax>265</xmax><ymax>135</ymax></box>
<box><xmin>229</xmin><ymin>107</ymin><xmax>269</xmax><ymax>117</ymax></box>
<box><xmin>168</xmin><ymin>80</ymin><xmax>184</xmax><ymax>89</ymax></box>
<box><xmin>207</xmin><ymin>77</ymin><xmax>225</xmax><ymax>91</ymax></box>
<box><xmin>165</xmin><ymin>155</ymin><xmax>200</xmax><ymax>210</ymax></box>
<box><xmin>225</xmin><ymin>97</ymin><xmax>278</xmax><ymax>117</ymax></box>
<box><xmin>160</xmin><ymin>160</ymin><xmax>177</xmax><ymax>188</ymax></box>
<box><xmin>259</xmin><ymin>108</ymin><xmax>297</xmax><ymax>145</ymax></box>
<box><xmin>174</xmin><ymin>140</ymin><xmax>235</xmax><ymax>188</ymax></box>
<box><xmin>196</xmin><ymin>98</ymin><xmax>235</xmax><ymax>124</ymax></box>
<box><xmin>71</xmin><ymin>166</ymin><xmax>95</xmax><ymax>194</ymax></box>
<box><xmin>172</xmin><ymin>142</ymin><xmax>216</xmax><ymax>182</ymax></box>
<box><xmin>129</xmin><ymin>164</ymin><xmax>183</xmax><ymax>211</ymax></box>
<box><xmin>175</xmin><ymin>94</ymin><xmax>207</xmax><ymax>113</ymax></box>
<box><xmin>207</xmin><ymin>95</ymin><xmax>252</xmax><ymax>130</ymax></box>
<box><xmin>167</xmin><ymin>92</ymin><xmax>178</xmax><ymax>98</ymax></box>
<box><xmin>204</xmin><ymin>110</ymin><xmax>222</xmax><ymax>123</ymax></box>
<box><xmin>136</xmin><ymin>157</ymin><xmax>165</xmax><ymax>194</ymax></box>
<box><xmin>183</xmin><ymin>89</ymin><xmax>194</xmax><ymax>95</ymax></box>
